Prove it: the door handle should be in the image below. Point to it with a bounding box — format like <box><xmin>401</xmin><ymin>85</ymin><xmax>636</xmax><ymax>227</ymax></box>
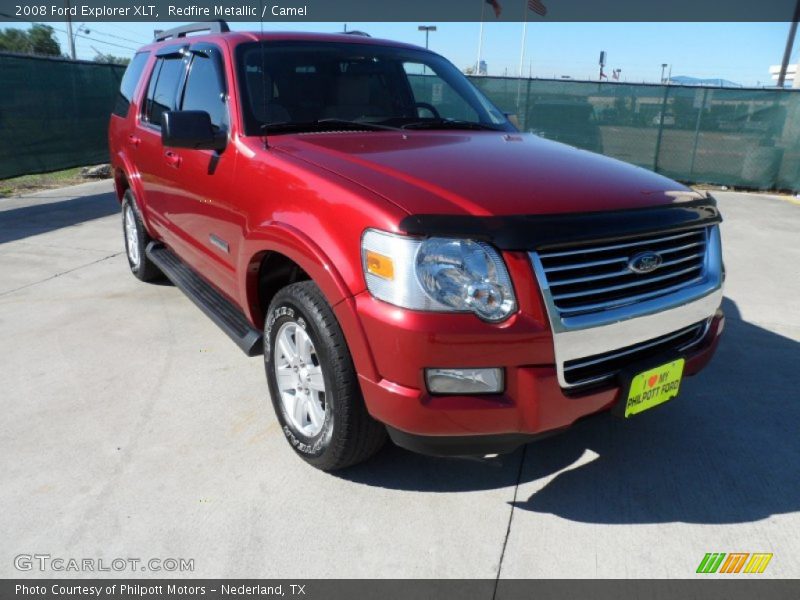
<box><xmin>164</xmin><ymin>150</ymin><xmax>182</xmax><ymax>168</ymax></box>
<box><xmin>128</xmin><ymin>134</ymin><xmax>141</xmax><ymax>147</ymax></box>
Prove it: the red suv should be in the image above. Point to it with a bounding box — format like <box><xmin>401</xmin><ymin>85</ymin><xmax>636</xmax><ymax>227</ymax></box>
<box><xmin>109</xmin><ymin>21</ymin><xmax>724</xmax><ymax>470</ymax></box>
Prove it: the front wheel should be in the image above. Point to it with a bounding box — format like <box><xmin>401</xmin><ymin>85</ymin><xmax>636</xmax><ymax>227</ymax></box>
<box><xmin>264</xmin><ymin>281</ymin><xmax>386</xmax><ymax>470</ymax></box>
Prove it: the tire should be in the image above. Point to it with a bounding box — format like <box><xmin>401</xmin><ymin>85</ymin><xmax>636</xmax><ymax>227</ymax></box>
<box><xmin>121</xmin><ymin>190</ymin><xmax>161</xmax><ymax>282</ymax></box>
<box><xmin>264</xmin><ymin>281</ymin><xmax>386</xmax><ymax>470</ymax></box>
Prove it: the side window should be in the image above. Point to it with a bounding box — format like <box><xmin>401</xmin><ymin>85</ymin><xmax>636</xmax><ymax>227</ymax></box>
<box><xmin>181</xmin><ymin>52</ymin><xmax>227</xmax><ymax>130</ymax></box>
<box><xmin>143</xmin><ymin>56</ymin><xmax>186</xmax><ymax>127</ymax></box>
<box><xmin>113</xmin><ymin>51</ymin><xmax>150</xmax><ymax>117</ymax></box>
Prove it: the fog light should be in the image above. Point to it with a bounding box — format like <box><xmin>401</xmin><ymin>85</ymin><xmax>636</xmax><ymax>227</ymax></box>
<box><xmin>425</xmin><ymin>368</ymin><xmax>504</xmax><ymax>394</ymax></box>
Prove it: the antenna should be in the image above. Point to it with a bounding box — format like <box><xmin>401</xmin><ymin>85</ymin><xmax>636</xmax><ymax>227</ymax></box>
<box><xmin>259</xmin><ymin>0</ymin><xmax>269</xmax><ymax>148</ymax></box>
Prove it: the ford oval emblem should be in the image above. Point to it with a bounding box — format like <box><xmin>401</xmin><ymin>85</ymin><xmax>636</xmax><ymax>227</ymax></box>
<box><xmin>628</xmin><ymin>251</ymin><xmax>663</xmax><ymax>274</ymax></box>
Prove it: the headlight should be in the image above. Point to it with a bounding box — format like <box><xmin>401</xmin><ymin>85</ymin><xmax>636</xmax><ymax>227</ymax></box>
<box><xmin>361</xmin><ymin>229</ymin><xmax>517</xmax><ymax>322</ymax></box>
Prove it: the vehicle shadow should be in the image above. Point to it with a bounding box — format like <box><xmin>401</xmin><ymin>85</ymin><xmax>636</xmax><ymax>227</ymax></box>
<box><xmin>343</xmin><ymin>298</ymin><xmax>800</xmax><ymax>524</ymax></box>
<box><xmin>0</xmin><ymin>190</ymin><xmax>118</xmax><ymax>245</ymax></box>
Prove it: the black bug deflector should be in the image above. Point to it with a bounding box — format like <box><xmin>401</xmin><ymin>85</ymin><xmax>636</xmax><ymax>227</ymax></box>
<box><xmin>398</xmin><ymin>196</ymin><xmax>722</xmax><ymax>251</ymax></box>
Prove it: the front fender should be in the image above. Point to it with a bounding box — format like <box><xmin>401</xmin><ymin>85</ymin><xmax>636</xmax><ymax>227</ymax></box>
<box><xmin>238</xmin><ymin>222</ymin><xmax>378</xmax><ymax>382</ymax></box>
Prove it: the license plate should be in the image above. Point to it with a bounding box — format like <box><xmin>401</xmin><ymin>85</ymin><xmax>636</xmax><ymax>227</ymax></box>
<box><xmin>624</xmin><ymin>358</ymin><xmax>685</xmax><ymax>418</ymax></box>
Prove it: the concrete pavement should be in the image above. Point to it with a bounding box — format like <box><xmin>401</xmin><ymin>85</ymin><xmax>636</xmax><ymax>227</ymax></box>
<box><xmin>0</xmin><ymin>181</ymin><xmax>798</xmax><ymax>580</ymax></box>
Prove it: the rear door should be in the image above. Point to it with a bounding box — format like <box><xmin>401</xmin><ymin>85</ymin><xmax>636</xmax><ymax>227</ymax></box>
<box><xmin>109</xmin><ymin>51</ymin><xmax>151</xmax><ymax>169</ymax></box>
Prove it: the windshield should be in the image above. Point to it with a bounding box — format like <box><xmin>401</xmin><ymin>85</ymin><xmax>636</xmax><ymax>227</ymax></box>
<box><xmin>235</xmin><ymin>41</ymin><xmax>514</xmax><ymax>135</ymax></box>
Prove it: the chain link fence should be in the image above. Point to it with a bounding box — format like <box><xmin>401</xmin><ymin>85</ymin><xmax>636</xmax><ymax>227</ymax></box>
<box><xmin>2</xmin><ymin>52</ymin><xmax>799</xmax><ymax>193</ymax></box>
<box><xmin>468</xmin><ymin>76</ymin><xmax>800</xmax><ymax>191</ymax></box>
<box><xmin>0</xmin><ymin>53</ymin><xmax>125</xmax><ymax>180</ymax></box>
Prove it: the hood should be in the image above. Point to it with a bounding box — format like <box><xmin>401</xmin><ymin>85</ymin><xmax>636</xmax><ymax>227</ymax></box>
<box><xmin>271</xmin><ymin>131</ymin><xmax>699</xmax><ymax>217</ymax></box>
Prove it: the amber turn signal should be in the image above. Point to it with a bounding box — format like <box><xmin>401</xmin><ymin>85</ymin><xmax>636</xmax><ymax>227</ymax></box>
<box><xmin>365</xmin><ymin>250</ymin><xmax>394</xmax><ymax>280</ymax></box>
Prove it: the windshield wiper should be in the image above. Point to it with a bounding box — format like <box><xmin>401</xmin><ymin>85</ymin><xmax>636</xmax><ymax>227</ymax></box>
<box><xmin>260</xmin><ymin>119</ymin><xmax>400</xmax><ymax>133</ymax></box>
<box><xmin>316</xmin><ymin>118</ymin><xmax>401</xmax><ymax>131</ymax></box>
<box><xmin>400</xmin><ymin>119</ymin><xmax>503</xmax><ymax>131</ymax></box>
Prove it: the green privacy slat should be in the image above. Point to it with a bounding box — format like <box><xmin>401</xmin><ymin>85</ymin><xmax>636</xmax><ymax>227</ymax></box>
<box><xmin>464</xmin><ymin>75</ymin><xmax>800</xmax><ymax>192</ymax></box>
<box><xmin>1</xmin><ymin>53</ymin><xmax>798</xmax><ymax>193</ymax></box>
<box><xmin>0</xmin><ymin>53</ymin><xmax>126</xmax><ymax>180</ymax></box>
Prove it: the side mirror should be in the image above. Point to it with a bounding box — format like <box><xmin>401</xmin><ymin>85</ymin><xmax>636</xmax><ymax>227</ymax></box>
<box><xmin>162</xmin><ymin>110</ymin><xmax>226</xmax><ymax>151</ymax></box>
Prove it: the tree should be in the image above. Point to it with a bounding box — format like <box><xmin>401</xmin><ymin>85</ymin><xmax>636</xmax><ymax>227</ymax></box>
<box><xmin>0</xmin><ymin>28</ymin><xmax>29</xmax><ymax>53</ymax></box>
<box><xmin>28</xmin><ymin>24</ymin><xmax>61</xmax><ymax>56</ymax></box>
<box><xmin>0</xmin><ymin>24</ymin><xmax>61</xmax><ymax>56</ymax></box>
<box><xmin>93</xmin><ymin>53</ymin><xmax>130</xmax><ymax>66</ymax></box>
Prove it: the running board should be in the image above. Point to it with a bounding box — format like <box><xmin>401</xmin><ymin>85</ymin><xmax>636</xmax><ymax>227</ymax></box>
<box><xmin>146</xmin><ymin>242</ymin><xmax>263</xmax><ymax>357</ymax></box>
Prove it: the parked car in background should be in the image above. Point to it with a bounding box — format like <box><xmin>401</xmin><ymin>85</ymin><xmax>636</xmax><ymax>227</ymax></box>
<box><xmin>652</xmin><ymin>112</ymin><xmax>677</xmax><ymax>127</ymax></box>
<box><xmin>110</xmin><ymin>21</ymin><xmax>725</xmax><ymax>470</ymax></box>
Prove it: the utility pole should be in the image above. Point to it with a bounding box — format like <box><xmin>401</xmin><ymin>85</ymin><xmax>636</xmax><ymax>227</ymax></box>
<box><xmin>418</xmin><ymin>25</ymin><xmax>436</xmax><ymax>49</ymax></box>
<box><xmin>67</xmin><ymin>23</ymin><xmax>90</xmax><ymax>60</ymax></box>
<box><xmin>777</xmin><ymin>0</ymin><xmax>800</xmax><ymax>87</ymax></box>
<box><xmin>476</xmin><ymin>0</ymin><xmax>486</xmax><ymax>75</ymax></box>
<box><xmin>418</xmin><ymin>26</ymin><xmax>436</xmax><ymax>75</ymax></box>
<box><xmin>518</xmin><ymin>5</ymin><xmax>528</xmax><ymax>78</ymax></box>
<box><xmin>65</xmin><ymin>0</ymin><xmax>76</xmax><ymax>60</ymax></box>
<box><xmin>599</xmin><ymin>50</ymin><xmax>606</xmax><ymax>81</ymax></box>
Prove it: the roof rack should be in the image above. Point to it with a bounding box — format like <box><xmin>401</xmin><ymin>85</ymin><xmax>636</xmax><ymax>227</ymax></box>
<box><xmin>342</xmin><ymin>30</ymin><xmax>371</xmax><ymax>37</ymax></box>
<box><xmin>154</xmin><ymin>20</ymin><xmax>230</xmax><ymax>42</ymax></box>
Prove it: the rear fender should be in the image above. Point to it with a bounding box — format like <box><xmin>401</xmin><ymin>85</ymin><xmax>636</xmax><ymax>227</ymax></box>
<box><xmin>112</xmin><ymin>152</ymin><xmax>157</xmax><ymax>238</ymax></box>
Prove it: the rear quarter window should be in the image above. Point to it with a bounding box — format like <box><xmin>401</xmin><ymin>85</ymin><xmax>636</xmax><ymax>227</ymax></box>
<box><xmin>112</xmin><ymin>51</ymin><xmax>150</xmax><ymax>118</ymax></box>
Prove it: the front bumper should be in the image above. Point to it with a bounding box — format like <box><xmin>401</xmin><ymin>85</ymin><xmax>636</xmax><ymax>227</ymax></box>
<box><xmin>354</xmin><ymin>279</ymin><xmax>724</xmax><ymax>456</ymax></box>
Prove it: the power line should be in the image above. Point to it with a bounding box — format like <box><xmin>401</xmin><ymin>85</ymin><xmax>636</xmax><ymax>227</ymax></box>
<box><xmin>0</xmin><ymin>14</ymin><xmax>137</xmax><ymax>52</ymax></box>
<box><xmin>102</xmin><ymin>22</ymin><xmax>149</xmax><ymax>39</ymax></box>
<box><xmin>86</xmin><ymin>26</ymin><xmax>147</xmax><ymax>47</ymax></box>
<box><xmin>73</xmin><ymin>32</ymin><xmax>137</xmax><ymax>52</ymax></box>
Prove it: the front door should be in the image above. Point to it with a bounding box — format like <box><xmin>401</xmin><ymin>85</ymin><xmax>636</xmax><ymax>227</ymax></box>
<box><xmin>161</xmin><ymin>42</ymin><xmax>239</xmax><ymax>296</ymax></box>
<box><xmin>134</xmin><ymin>48</ymin><xmax>189</xmax><ymax>243</ymax></box>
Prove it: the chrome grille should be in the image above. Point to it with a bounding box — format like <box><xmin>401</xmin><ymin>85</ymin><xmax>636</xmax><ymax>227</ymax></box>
<box><xmin>563</xmin><ymin>320</ymin><xmax>709</xmax><ymax>388</ymax></box>
<box><xmin>534</xmin><ymin>227</ymin><xmax>709</xmax><ymax>316</ymax></box>
<box><xmin>529</xmin><ymin>223</ymin><xmax>723</xmax><ymax>390</ymax></box>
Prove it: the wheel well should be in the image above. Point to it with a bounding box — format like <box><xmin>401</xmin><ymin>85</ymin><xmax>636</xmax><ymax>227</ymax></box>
<box><xmin>257</xmin><ymin>252</ymin><xmax>310</xmax><ymax>320</ymax></box>
<box><xmin>114</xmin><ymin>169</ymin><xmax>129</xmax><ymax>202</ymax></box>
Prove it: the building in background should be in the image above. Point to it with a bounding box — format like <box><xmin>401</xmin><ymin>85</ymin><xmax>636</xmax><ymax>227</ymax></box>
<box><xmin>768</xmin><ymin>64</ymin><xmax>800</xmax><ymax>88</ymax></box>
<box><xmin>669</xmin><ymin>76</ymin><xmax>743</xmax><ymax>88</ymax></box>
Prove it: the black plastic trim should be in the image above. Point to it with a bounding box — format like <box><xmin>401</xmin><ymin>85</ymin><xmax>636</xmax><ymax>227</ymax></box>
<box><xmin>386</xmin><ymin>426</ymin><xmax>562</xmax><ymax>457</ymax></box>
<box><xmin>185</xmin><ymin>42</ymin><xmax>228</xmax><ymax>96</ymax></box>
<box><xmin>146</xmin><ymin>242</ymin><xmax>263</xmax><ymax>356</ymax></box>
<box><xmin>155</xmin><ymin>44</ymin><xmax>189</xmax><ymax>58</ymax></box>
<box><xmin>398</xmin><ymin>197</ymin><xmax>721</xmax><ymax>251</ymax></box>
<box><xmin>154</xmin><ymin>21</ymin><xmax>230</xmax><ymax>42</ymax></box>
<box><xmin>141</xmin><ymin>53</ymin><xmax>191</xmax><ymax>127</ymax></box>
